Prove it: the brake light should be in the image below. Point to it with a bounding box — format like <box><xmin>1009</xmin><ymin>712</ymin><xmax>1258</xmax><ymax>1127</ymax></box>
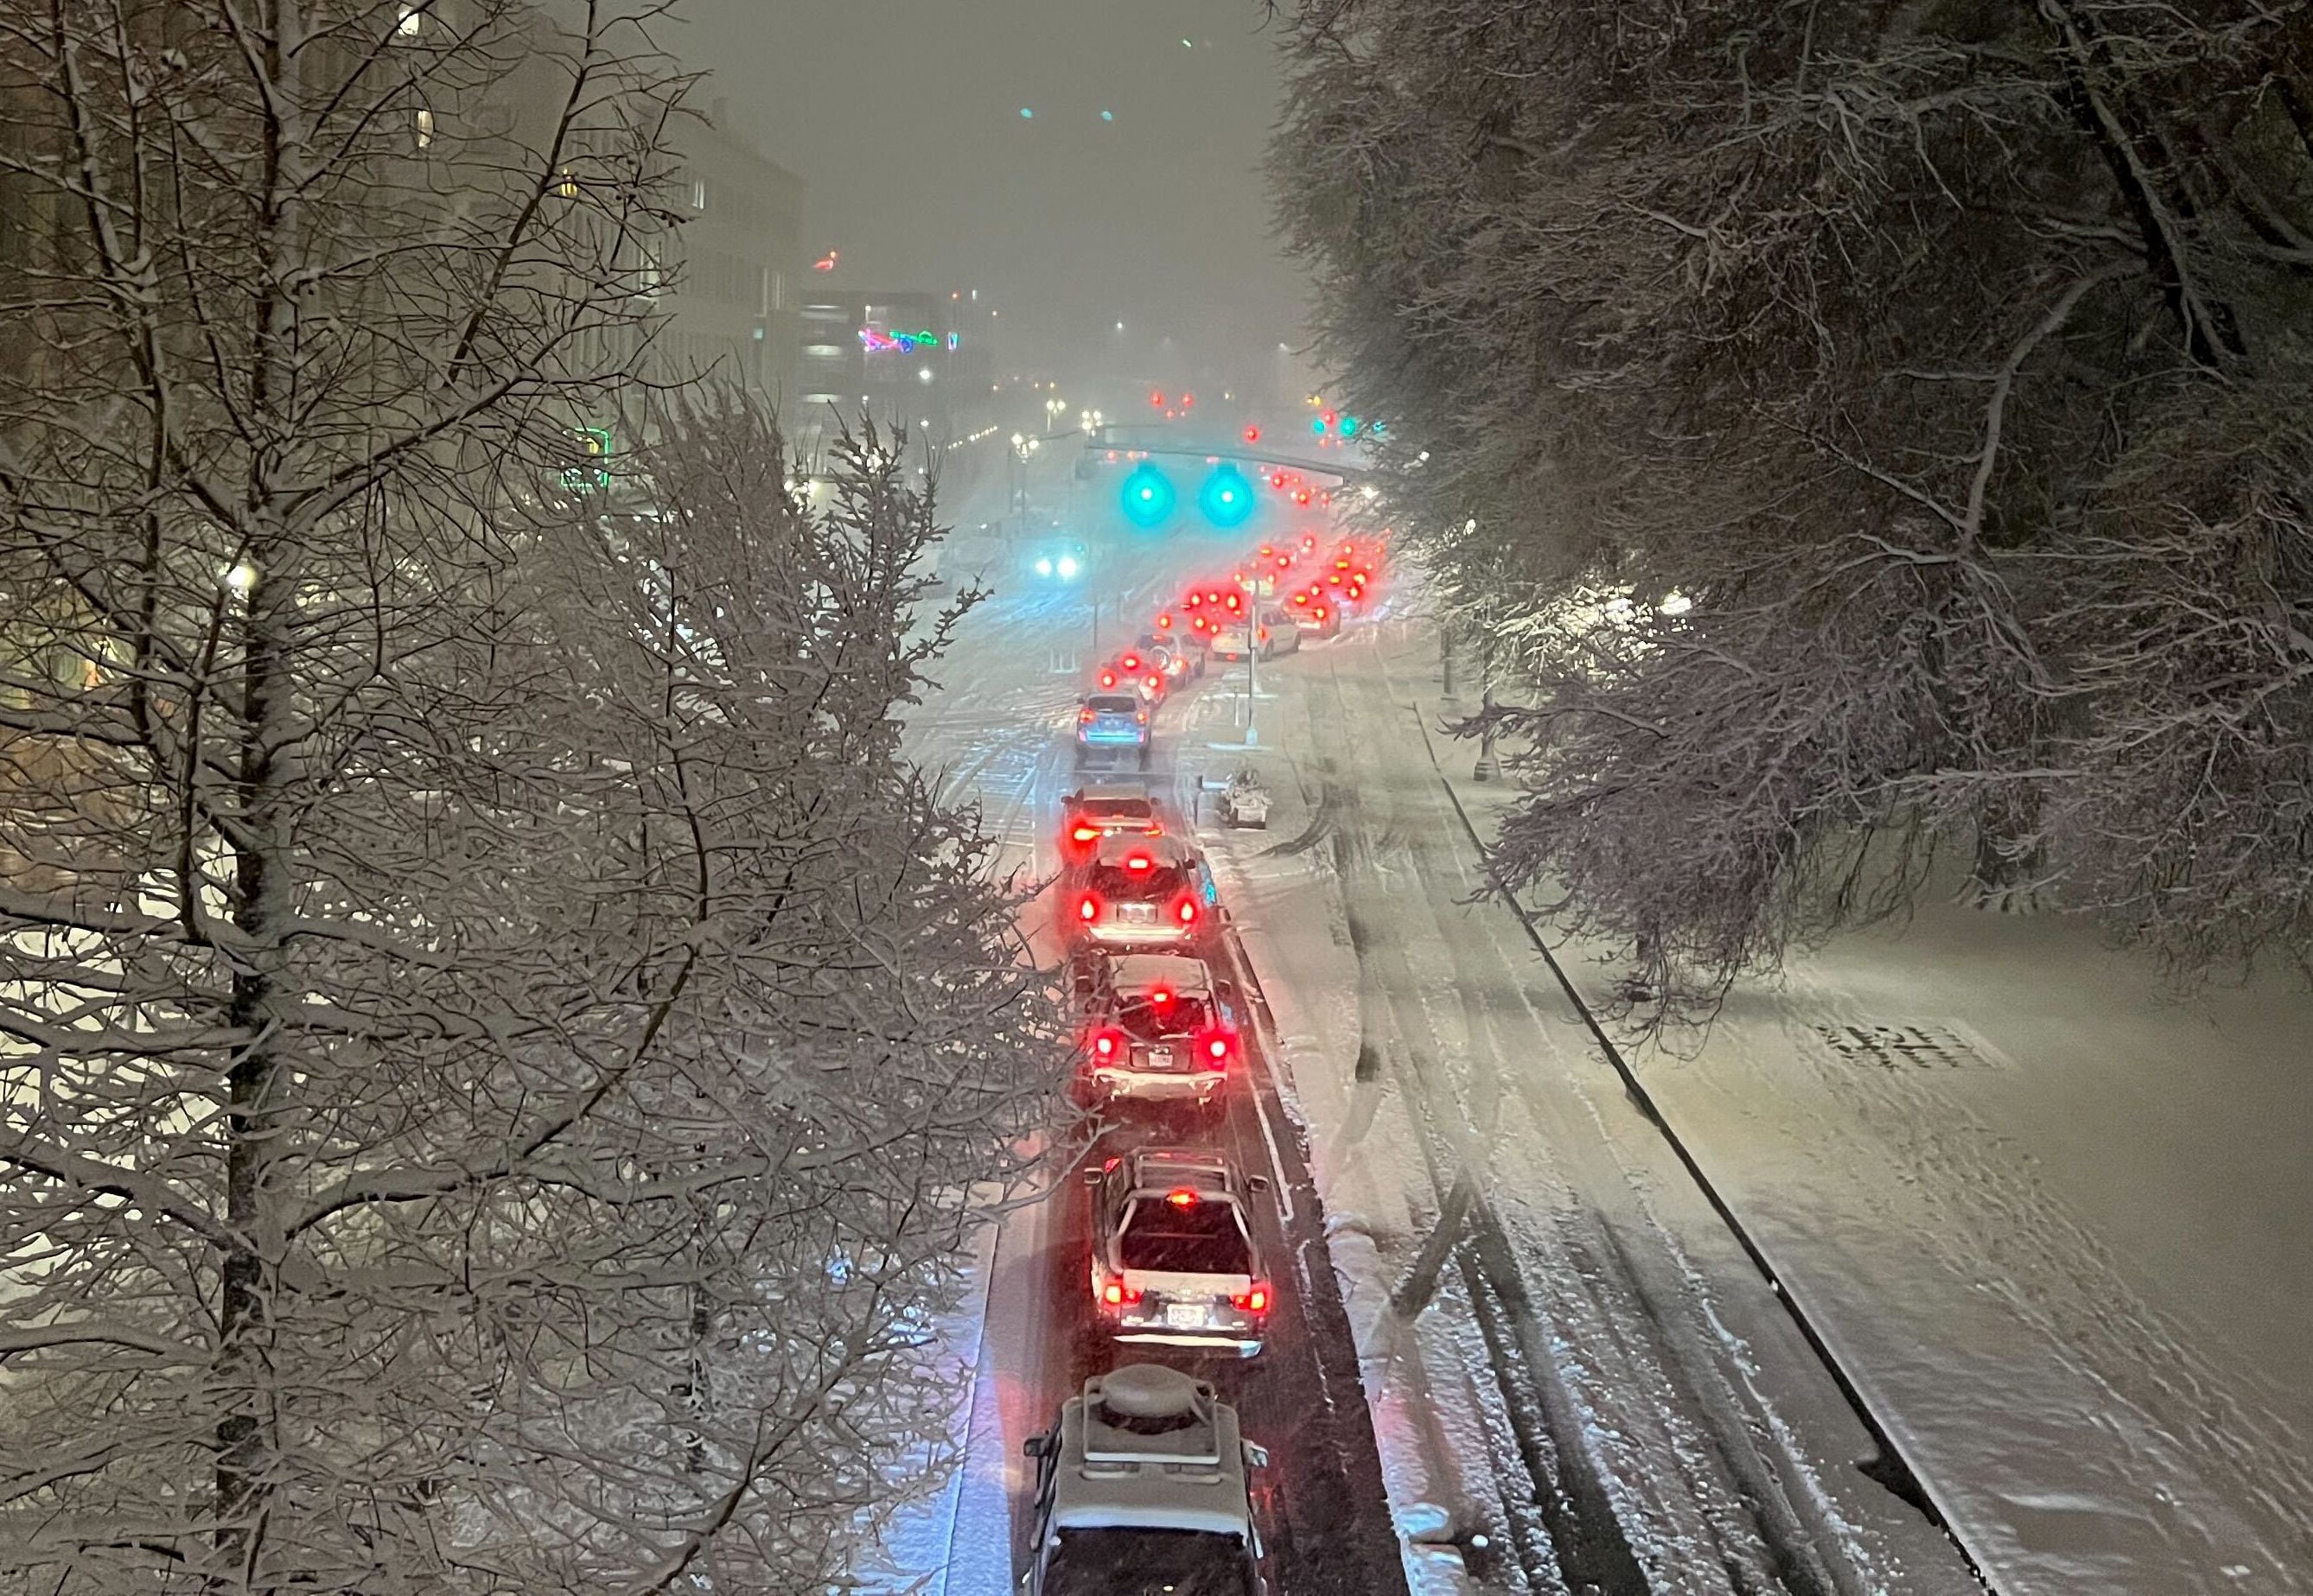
<box><xmin>1156</xmin><ymin>613</ymin><xmax>1173</xmax><ymax>629</ymax></box>
<box><xmin>1099</xmin><ymin>670</ymin><xmax>1118</xmax><ymax>689</ymax></box>
<box><xmin>1225</xmin><ymin>594</ymin><xmax>1241</xmax><ymax>611</ymax></box>
<box><xmin>1316</xmin><ymin>607</ymin><xmax>1329</xmax><ymax>620</ymax></box>
<box><xmin>1102</xmin><ymin>1281</ymin><xmax>1143</xmax><ymax>1307</ymax></box>
<box><xmin>1079</xmin><ymin>707</ymin><xmax>1094</xmax><ymax>723</ymax></box>
<box><xmin>1150</xmin><ymin>987</ymin><xmax>1173</xmax><ymax>1007</ymax></box>
<box><xmin>1079</xmin><ymin>893</ymin><xmax>1100</xmax><ymax>922</ymax></box>
<box><xmin>1233</xmin><ymin>1286</ymin><xmax>1269</xmax><ymax>1313</ymax></box>
<box><xmin>1176</xmin><ymin>898</ymin><xmax>1199</xmax><ymax>925</ymax></box>
<box><xmin>1207</xmin><ymin>1035</ymin><xmax>1230</xmax><ymax>1059</ymax></box>
<box><xmin>1072</xmin><ymin>824</ymin><xmax>1100</xmax><ymax>843</ymax></box>
<box><xmin>1125</xmin><ymin>854</ymin><xmax>1153</xmax><ymax>873</ymax></box>
<box><xmin>1292</xmin><ymin>593</ymin><xmax>1309</xmax><ymax>606</ymax></box>
<box><xmin>1121</xmin><ymin>654</ymin><xmax>1141</xmax><ymax>671</ymax></box>
<box><xmin>1166</xmin><ymin>1188</ymin><xmax>1198</xmax><ymax>1208</ymax></box>
<box><xmin>1144</xmin><ymin>675</ymin><xmax>1162</xmax><ymax>694</ymax></box>
<box><xmin>1093</xmin><ymin>1030</ymin><xmax>1121</xmax><ymax>1058</ymax></box>
<box><xmin>1197</xmin><ymin>1032</ymin><xmax>1232</xmax><ymax>1071</ymax></box>
<box><xmin>1135</xmin><ymin>709</ymin><xmax>1148</xmax><ymax>724</ymax></box>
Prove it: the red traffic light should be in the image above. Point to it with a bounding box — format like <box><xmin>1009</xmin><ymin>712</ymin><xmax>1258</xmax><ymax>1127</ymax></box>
<box><xmin>1181</xmin><ymin>392</ymin><xmax>1195</xmax><ymax>410</ymax></box>
<box><xmin>1150</xmin><ymin>389</ymin><xmax>1165</xmax><ymax>408</ymax></box>
<box><xmin>1243</xmin><ymin>425</ymin><xmax>1261</xmax><ymax>444</ymax></box>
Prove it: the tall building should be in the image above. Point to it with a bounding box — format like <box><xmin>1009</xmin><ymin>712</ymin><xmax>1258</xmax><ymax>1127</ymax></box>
<box><xmin>657</xmin><ymin>99</ymin><xmax>805</xmax><ymax>404</ymax></box>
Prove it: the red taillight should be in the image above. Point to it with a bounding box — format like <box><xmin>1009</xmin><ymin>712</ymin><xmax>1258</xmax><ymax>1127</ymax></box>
<box><xmin>1102</xmin><ymin>1281</ymin><xmax>1143</xmax><ymax>1307</ymax></box>
<box><xmin>1121</xmin><ymin>654</ymin><xmax>1141</xmax><ymax>671</ymax></box>
<box><xmin>1225</xmin><ymin>594</ymin><xmax>1241</xmax><ymax>612</ymax></box>
<box><xmin>1316</xmin><ymin>607</ymin><xmax>1329</xmax><ymax>620</ymax></box>
<box><xmin>1197</xmin><ymin>1032</ymin><xmax>1233</xmax><ymax>1071</ymax></box>
<box><xmin>1079</xmin><ymin>893</ymin><xmax>1100</xmax><ymax>922</ymax></box>
<box><xmin>1166</xmin><ymin>1188</ymin><xmax>1198</xmax><ymax>1208</ymax></box>
<box><xmin>1079</xmin><ymin>707</ymin><xmax>1095</xmax><ymax>723</ymax></box>
<box><xmin>1134</xmin><ymin>710</ymin><xmax>1148</xmax><ymax>724</ymax></box>
<box><xmin>1072</xmin><ymin>824</ymin><xmax>1099</xmax><ymax>843</ymax></box>
<box><xmin>1099</xmin><ymin>671</ymin><xmax>1118</xmax><ymax>689</ymax></box>
<box><xmin>1207</xmin><ymin>1034</ymin><xmax>1230</xmax><ymax>1059</ymax></box>
<box><xmin>1125</xmin><ymin>854</ymin><xmax>1153</xmax><ymax>873</ymax></box>
<box><xmin>1292</xmin><ymin>593</ymin><xmax>1309</xmax><ymax>606</ymax></box>
<box><xmin>1093</xmin><ymin>1030</ymin><xmax>1120</xmax><ymax>1058</ymax></box>
<box><xmin>1156</xmin><ymin>613</ymin><xmax>1173</xmax><ymax>629</ymax></box>
<box><xmin>1176</xmin><ymin>898</ymin><xmax>1199</xmax><ymax>925</ymax></box>
<box><xmin>1144</xmin><ymin>675</ymin><xmax>1161</xmax><ymax>694</ymax></box>
<box><xmin>1234</xmin><ymin>1286</ymin><xmax>1269</xmax><ymax>1313</ymax></box>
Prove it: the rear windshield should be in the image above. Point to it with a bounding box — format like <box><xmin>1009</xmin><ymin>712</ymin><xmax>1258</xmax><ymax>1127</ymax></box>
<box><xmin>1091</xmin><ymin>863</ymin><xmax>1188</xmax><ymax>900</ymax></box>
<box><xmin>1080</xmin><ymin>798</ymin><xmax>1154</xmax><ymax>820</ymax></box>
<box><xmin>1119</xmin><ymin>1199</ymin><xmax>1248</xmax><ymax>1275</ymax></box>
<box><xmin>1086</xmin><ymin>696</ymin><xmax>1140</xmax><ymax>715</ymax></box>
<box><xmin>1114</xmin><ymin>994</ymin><xmax>1214</xmax><ymax>1039</ymax></box>
<box><xmin>1045</xmin><ymin>1529</ymin><xmax>1253</xmax><ymax>1596</ymax></box>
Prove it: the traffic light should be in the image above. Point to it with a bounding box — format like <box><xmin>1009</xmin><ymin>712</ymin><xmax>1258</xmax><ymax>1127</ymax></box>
<box><xmin>1122</xmin><ymin>462</ymin><xmax>1176</xmax><ymax>527</ymax></box>
<box><xmin>1198</xmin><ymin>464</ymin><xmax>1254</xmax><ymax>529</ymax></box>
<box><xmin>1243</xmin><ymin>424</ymin><xmax>1261</xmax><ymax>444</ymax></box>
<box><xmin>1339</xmin><ymin>414</ymin><xmax>1360</xmax><ymax>437</ymax></box>
<box><xmin>1150</xmin><ymin>389</ymin><xmax>1165</xmax><ymax>409</ymax></box>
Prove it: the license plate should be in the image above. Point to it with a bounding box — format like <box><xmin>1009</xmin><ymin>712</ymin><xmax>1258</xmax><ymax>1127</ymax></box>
<box><xmin>1164</xmin><ymin>1303</ymin><xmax>1207</xmax><ymax>1329</ymax></box>
<box><xmin>1145</xmin><ymin>1046</ymin><xmax>1175</xmax><ymax>1069</ymax></box>
<box><xmin>1118</xmin><ymin>903</ymin><xmax>1154</xmax><ymax>923</ymax></box>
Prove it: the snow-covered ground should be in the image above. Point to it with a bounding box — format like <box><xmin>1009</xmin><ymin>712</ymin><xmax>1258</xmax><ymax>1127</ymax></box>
<box><xmin>1207</xmin><ymin>607</ymin><xmax>2312</xmax><ymax>1595</ymax></box>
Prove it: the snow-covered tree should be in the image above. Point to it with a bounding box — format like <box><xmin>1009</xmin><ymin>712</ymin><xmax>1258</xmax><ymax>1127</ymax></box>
<box><xmin>0</xmin><ymin>5</ymin><xmax>1063</xmax><ymax>1589</ymax></box>
<box><xmin>1274</xmin><ymin>0</ymin><xmax>2313</xmax><ymax>1012</ymax></box>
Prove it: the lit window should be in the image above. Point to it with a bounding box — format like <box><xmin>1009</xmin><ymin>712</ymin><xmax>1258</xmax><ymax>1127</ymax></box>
<box><xmin>691</xmin><ymin>178</ymin><xmax>707</xmax><ymax>210</ymax></box>
<box><xmin>414</xmin><ymin>107</ymin><xmax>434</xmax><ymax>149</ymax></box>
<box><xmin>396</xmin><ymin>4</ymin><xmax>424</xmax><ymax>35</ymax></box>
<box><xmin>555</xmin><ymin>168</ymin><xmax>578</xmax><ymax>200</ymax></box>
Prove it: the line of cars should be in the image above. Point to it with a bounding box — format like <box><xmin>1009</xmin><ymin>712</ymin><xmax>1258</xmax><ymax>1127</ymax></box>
<box><xmin>1072</xmin><ymin>534</ymin><xmax>1384</xmax><ymax>773</ymax></box>
<box><xmin>1023</xmin><ymin>531</ymin><xmax>1387</xmax><ymax>1595</ymax></box>
<box><xmin>1019</xmin><ymin>782</ymin><xmax>1275</xmax><ymax>1594</ymax></box>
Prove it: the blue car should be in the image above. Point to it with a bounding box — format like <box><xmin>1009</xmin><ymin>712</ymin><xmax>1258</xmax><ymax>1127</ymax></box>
<box><xmin>1076</xmin><ymin>692</ymin><xmax>1150</xmax><ymax>769</ymax></box>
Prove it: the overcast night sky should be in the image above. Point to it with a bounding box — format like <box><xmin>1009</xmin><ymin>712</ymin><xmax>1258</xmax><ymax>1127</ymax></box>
<box><xmin>673</xmin><ymin>0</ymin><xmax>1307</xmax><ymax>392</ymax></box>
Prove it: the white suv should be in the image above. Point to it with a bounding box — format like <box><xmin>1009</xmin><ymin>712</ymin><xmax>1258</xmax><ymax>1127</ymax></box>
<box><xmin>1020</xmin><ymin>1364</ymin><xmax>1268</xmax><ymax>1595</ymax></box>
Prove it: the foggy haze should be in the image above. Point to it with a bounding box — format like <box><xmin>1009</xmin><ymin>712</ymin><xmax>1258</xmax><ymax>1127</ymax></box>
<box><xmin>676</xmin><ymin>0</ymin><xmax>1303</xmax><ymax>391</ymax></box>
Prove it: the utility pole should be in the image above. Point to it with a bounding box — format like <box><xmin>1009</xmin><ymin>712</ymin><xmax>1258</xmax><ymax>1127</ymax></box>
<box><xmin>1244</xmin><ymin>607</ymin><xmax>1260</xmax><ymax>747</ymax></box>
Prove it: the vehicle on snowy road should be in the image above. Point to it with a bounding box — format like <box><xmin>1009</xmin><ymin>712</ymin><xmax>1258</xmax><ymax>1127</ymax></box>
<box><xmin>1075</xmin><ymin>692</ymin><xmax>1151</xmax><ymax>769</ymax></box>
<box><xmin>1083</xmin><ymin>1148</ymin><xmax>1271</xmax><ymax>1356</ymax></box>
<box><xmin>1070</xmin><ymin>835</ymin><xmax>1216</xmax><ymax>949</ymax></box>
<box><xmin>1061</xmin><ymin>781</ymin><xmax>1163</xmax><ymax>861</ymax></box>
<box><xmin>1207</xmin><ymin>607</ymin><xmax>1300</xmax><ymax>663</ymax></box>
<box><xmin>1078</xmin><ymin>953</ymin><xmax>1239</xmax><ymax>1115</ymax></box>
<box><xmin>1020</xmin><ymin>1364</ymin><xmax>1268</xmax><ymax>1595</ymax></box>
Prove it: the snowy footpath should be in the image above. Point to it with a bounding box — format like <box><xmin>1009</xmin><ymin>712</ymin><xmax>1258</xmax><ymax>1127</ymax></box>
<box><xmin>1202</xmin><ymin>611</ymin><xmax>2311</xmax><ymax>1595</ymax></box>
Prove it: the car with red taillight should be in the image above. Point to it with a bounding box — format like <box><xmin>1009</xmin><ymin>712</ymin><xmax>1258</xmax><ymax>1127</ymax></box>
<box><xmin>1079</xmin><ymin>953</ymin><xmax>1239</xmax><ymax>1114</ymax></box>
<box><xmin>1075</xmin><ymin>692</ymin><xmax>1151</xmax><ymax>770</ymax></box>
<box><xmin>1070</xmin><ymin>835</ymin><xmax>1216</xmax><ymax>948</ymax></box>
<box><xmin>1084</xmin><ymin>1147</ymin><xmax>1271</xmax><ymax>1357</ymax></box>
<box><xmin>1060</xmin><ymin>781</ymin><xmax>1161</xmax><ymax>862</ymax></box>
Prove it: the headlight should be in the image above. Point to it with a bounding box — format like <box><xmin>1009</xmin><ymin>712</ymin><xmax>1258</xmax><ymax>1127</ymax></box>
<box><xmin>1056</xmin><ymin>554</ymin><xmax>1080</xmax><ymax>580</ymax></box>
<box><xmin>1035</xmin><ymin>556</ymin><xmax>1054</xmax><ymax>577</ymax></box>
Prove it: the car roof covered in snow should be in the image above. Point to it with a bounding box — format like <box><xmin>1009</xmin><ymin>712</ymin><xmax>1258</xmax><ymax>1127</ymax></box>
<box><xmin>1092</xmin><ymin>832</ymin><xmax>1193</xmax><ymax>868</ymax></box>
<box><xmin>1105</xmin><ymin>953</ymin><xmax>1214</xmax><ymax>996</ymax></box>
<box><xmin>1049</xmin><ymin>1366</ymin><xmax>1253</xmax><ymax>1539</ymax></box>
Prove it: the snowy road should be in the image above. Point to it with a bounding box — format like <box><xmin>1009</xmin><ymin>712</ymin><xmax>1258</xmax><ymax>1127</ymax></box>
<box><xmin>870</xmin><ymin>463</ymin><xmax>1407</xmax><ymax>1595</ymax></box>
<box><xmin>1207</xmin><ymin>611</ymin><xmax>2311</xmax><ymax>1595</ymax></box>
<box><xmin>866</xmin><ymin>448</ymin><xmax>2310</xmax><ymax>1595</ymax></box>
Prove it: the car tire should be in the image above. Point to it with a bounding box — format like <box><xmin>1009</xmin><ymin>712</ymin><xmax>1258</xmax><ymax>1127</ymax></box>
<box><xmin>1137</xmin><ymin>744</ymin><xmax>1151</xmax><ymax>771</ymax></box>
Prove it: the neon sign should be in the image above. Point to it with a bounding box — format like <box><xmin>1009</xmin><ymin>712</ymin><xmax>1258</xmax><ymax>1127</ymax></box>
<box><xmin>859</xmin><ymin>327</ymin><xmax>939</xmax><ymax>353</ymax></box>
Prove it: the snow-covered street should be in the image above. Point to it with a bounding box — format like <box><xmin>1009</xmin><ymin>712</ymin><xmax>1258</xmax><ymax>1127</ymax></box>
<box><xmin>1197</xmin><ymin>610</ymin><xmax>2313</xmax><ymax>1594</ymax></box>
